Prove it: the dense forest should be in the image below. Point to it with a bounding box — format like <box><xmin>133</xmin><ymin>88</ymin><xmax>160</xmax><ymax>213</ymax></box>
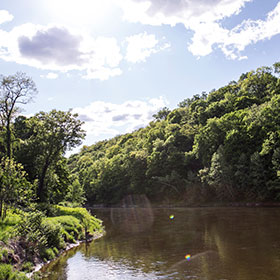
<box><xmin>1</xmin><ymin>63</ymin><xmax>280</xmax><ymax>210</ymax></box>
<box><xmin>68</xmin><ymin>63</ymin><xmax>280</xmax><ymax>205</ymax></box>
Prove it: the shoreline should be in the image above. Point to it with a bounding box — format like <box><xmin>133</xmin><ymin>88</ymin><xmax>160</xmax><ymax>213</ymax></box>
<box><xmin>88</xmin><ymin>201</ymin><xmax>280</xmax><ymax>209</ymax></box>
<box><xmin>27</xmin><ymin>232</ymin><xmax>104</xmax><ymax>279</ymax></box>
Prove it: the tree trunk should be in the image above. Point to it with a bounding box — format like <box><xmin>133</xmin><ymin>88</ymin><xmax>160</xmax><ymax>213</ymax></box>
<box><xmin>37</xmin><ymin>161</ymin><xmax>50</xmax><ymax>202</ymax></box>
<box><xmin>6</xmin><ymin>119</ymin><xmax>12</xmax><ymax>159</ymax></box>
<box><xmin>0</xmin><ymin>198</ymin><xmax>3</xmax><ymax>219</ymax></box>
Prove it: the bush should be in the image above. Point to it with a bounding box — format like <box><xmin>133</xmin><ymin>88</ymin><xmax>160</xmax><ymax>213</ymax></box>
<box><xmin>0</xmin><ymin>211</ymin><xmax>21</xmax><ymax>242</ymax></box>
<box><xmin>16</xmin><ymin>211</ymin><xmax>48</xmax><ymax>260</ymax></box>
<box><xmin>41</xmin><ymin>248</ymin><xmax>55</xmax><ymax>261</ymax></box>
<box><xmin>0</xmin><ymin>248</ymin><xmax>9</xmax><ymax>261</ymax></box>
<box><xmin>53</xmin><ymin>247</ymin><xmax>59</xmax><ymax>256</ymax></box>
<box><xmin>54</xmin><ymin>206</ymin><xmax>103</xmax><ymax>234</ymax></box>
<box><xmin>0</xmin><ymin>264</ymin><xmax>12</xmax><ymax>279</ymax></box>
<box><xmin>45</xmin><ymin>215</ymin><xmax>82</xmax><ymax>242</ymax></box>
<box><xmin>41</xmin><ymin>220</ymin><xmax>65</xmax><ymax>249</ymax></box>
<box><xmin>0</xmin><ymin>264</ymin><xmax>28</xmax><ymax>280</ymax></box>
<box><xmin>21</xmin><ymin>262</ymin><xmax>33</xmax><ymax>273</ymax></box>
<box><xmin>36</xmin><ymin>203</ymin><xmax>59</xmax><ymax>217</ymax></box>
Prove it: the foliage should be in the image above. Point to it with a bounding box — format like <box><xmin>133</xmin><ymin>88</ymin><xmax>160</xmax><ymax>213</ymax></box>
<box><xmin>0</xmin><ymin>158</ymin><xmax>33</xmax><ymax>219</ymax></box>
<box><xmin>65</xmin><ymin>175</ymin><xmax>86</xmax><ymax>206</ymax></box>
<box><xmin>0</xmin><ymin>72</ymin><xmax>100</xmax><ymax>276</ymax></box>
<box><xmin>0</xmin><ymin>211</ymin><xmax>21</xmax><ymax>242</ymax></box>
<box><xmin>54</xmin><ymin>205</ymin><xmax>103</xmax><ymax>234</ymax></box>
<box><xmin>0</xmin><ymin>264</ymin><xmax>28</xmax><ymax>280</ymax></box>
<box><xmin>12</xmin><ymin>205</ymin><xmax>103</xmax><ymax>272</ymax></box>
<box><xmin>68</xmin><ymin>63</ymin><xmax>280</xmax><ymax>204</ymax></box>
<box><xmin>16</xmin><ymin>211</ymin><xmax>48</xmax><ymax>261</ymax></box>
<box><xmin>45</xmin><ymin>215</ymin><xmax>83</xmax><ymax>242</ymax></box>
<box><xmin>0</xmin><ymin>72</ymin><xmax>37</xmax><ymax>159</ymax></box>
<box><xmin>14</xmin><ymin>109</ymin><xmax>85</xmax><ymax>203</ymax></box>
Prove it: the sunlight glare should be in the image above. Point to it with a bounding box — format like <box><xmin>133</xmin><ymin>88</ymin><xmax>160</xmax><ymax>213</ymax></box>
<box><xmin>46</xmin><ymin>0</ymin><xmax>113</xmax><ymax>26</ymax></box>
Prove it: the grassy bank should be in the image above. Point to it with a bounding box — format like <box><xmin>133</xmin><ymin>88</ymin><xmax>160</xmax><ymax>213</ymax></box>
<box><xmin>0</xmin><ymin>205</ymin><xmax>104</xmax><ymax>279</ymax></box>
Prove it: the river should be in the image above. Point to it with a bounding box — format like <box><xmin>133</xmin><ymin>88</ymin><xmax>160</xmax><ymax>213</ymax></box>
<box><xmin>41</xmin><ymin>207</ymin><xmax>280</xmax><ymax>280</ymax></box>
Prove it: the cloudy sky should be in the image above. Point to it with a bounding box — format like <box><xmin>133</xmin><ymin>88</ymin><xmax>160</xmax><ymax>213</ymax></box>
<box><xmin>1</xmin><ymin>0</ymin><xmax>280</xmax><ymax>153</ymax></box>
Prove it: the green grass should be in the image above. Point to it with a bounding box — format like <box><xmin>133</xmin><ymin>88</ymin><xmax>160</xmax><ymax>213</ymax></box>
<box><xmin>0</xmin><ymin>211</ymin><xmax>21</xmax><ymax>242</ymax></box>
<box><xmin>54</xmin><ymin>205</ymin><xmax>104</xmax><ymax>234</ymax></box>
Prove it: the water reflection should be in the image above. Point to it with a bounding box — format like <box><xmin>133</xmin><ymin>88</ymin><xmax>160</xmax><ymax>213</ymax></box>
<box><xmin>41</xmin><ymin>208</ymin><xmax>280</xmax><ymax>280</ymax></box>
<box><xmin>110</xmin><ymin>195</ymin><xmax>154</xmax><ymax>234</ymax></box>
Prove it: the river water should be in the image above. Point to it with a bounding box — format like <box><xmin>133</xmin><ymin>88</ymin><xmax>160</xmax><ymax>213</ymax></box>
<box><xmin>41</xmin><ymin>207</ymin><xmax>280</xmax><ymax>280</ymax></box>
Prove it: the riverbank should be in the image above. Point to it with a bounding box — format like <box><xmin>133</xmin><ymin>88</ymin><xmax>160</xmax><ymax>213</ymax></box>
<box><xmin>88</xmin><ymin>201</ymin><xmax>280</xmax><ymax>209</ymax></box>
<box><xmin>28</xmin><ymin>231</ymin><xmax>104</xmax><ymax>279</ymax></box>
<box><xmin>0</xmin><ymin>205</ymin><xmax>104</xmax><ymax>280</ymax></box>
<box><xmin>153</xmin><ymin>201</ymin><xmax>280</xmax><ymax>208</ymax></box>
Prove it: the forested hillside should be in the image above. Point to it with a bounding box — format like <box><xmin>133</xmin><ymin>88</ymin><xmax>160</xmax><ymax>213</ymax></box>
<box><xmin>69</xmin><ymin>63</ymin><xmax>280</xmax><ymax>205</ymax></box>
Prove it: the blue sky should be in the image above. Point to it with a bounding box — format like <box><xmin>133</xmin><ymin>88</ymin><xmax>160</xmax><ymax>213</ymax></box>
<box><xmin>1</xmin><ymin>0</ymin><xmax>280</xmax><ymax>152</ymax></box>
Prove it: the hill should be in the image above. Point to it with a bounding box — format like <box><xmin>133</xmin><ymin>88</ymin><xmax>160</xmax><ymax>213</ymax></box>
<box><xmin>68</xmin><ymin>64</ymin><xmax>280</xmax><ymax>205</ymax></box>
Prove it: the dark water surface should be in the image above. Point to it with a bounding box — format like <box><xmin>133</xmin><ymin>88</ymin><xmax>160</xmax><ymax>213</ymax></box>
<box><xmin>41</xmin><ymin>208</ymin><xmax>280</xmax><ymax>280</ymax></box>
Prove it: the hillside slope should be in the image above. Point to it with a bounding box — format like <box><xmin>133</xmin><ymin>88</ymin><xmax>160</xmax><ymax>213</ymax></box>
<box><xmin>68</xmin><ymin>64</ymin><xmax>280</xmax><ymax>205</ymax></box>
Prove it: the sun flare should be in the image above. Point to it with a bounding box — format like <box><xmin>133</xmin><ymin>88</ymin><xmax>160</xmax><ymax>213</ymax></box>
<box><xmin>46</xmin><ymin>0</ymin><xmax>113</xmax><ymax>26</ymax></box>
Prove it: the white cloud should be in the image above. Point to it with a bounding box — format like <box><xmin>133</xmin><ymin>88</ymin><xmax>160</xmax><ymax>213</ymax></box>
<box><xmin>219</xmin><ymin>2</ymin><xmax>280</xmax><ymax>59</ymax></box>
<box><xmin>83</xmin><ymin>67</ymin><xmax>122</xmax><ymax>80</ymax></box>
<box><xmin>0</xmin><ymin>10</ymin><xmax>14</xmax><ymax>25</ymax></box>
<box><xmin>73</xmin><ymin>97</ymin><xmax>168</xmax><ymax>137</ymax></box>
<box><xmin>0</xmin><ymin>24</ymin><xmax>123</xmax><ymax>80</ymax></box>
<box><xmin>116</xmin><ymin>0</ymin><xmax>280</xmax><ymax>60</ymax></box>
<box><xmin>125</xmin><ymin>32</ymin><xmax>170</xmax><ymax>63</ymax></box>
<box><xmin>0</xmin><ymin>21</ymin><xmax>169</xmax><ymax>79</ymax></box>
<box><xmin>116</xmin><ymin>0</ymin><xmax>251</xmax><ymax>26</ymax></box>
<box><xmin>40</xmin><ymin>72</ymin><xmax>59</xmax><ymax>79</ymax></box>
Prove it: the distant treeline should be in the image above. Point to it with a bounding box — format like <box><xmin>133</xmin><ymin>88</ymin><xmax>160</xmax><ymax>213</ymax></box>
<box><xmin>68</xmin><ymin>63</ymin><xmax>280</xmax><ymax>205</ymax></box>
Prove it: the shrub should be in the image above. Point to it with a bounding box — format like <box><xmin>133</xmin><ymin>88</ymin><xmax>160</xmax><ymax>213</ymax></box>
<box><xmin>41</xmin><ymin>248</ymin><xmax>55</xmax><ymax>261</ymax></box>
<box><xmin>15</xmin><ymin>211</ymin><xmax>48</xmax><ymax>261</ymax></box>
<box><xmin>54</xmin><ymin>206</ymin><xmax>103</xmax><ymax>234</ymax></box>
<box><xmin>36</xmin><ymin>203</ymin><xmax>59</xmax><ymax>217</ymax></box>
<box><xmin>45</xmin><ymin>215</ymin><xmax>82</xmax><ymax>242</ymax></box>
<box><xmin>0</xmin><ymin>264</ymin><xmax>12</xmax><ymax>279</ymax></box>
<box><xmin>41</xmin><ymin>220</ymin><xmax>65</xmax><ymax>249</ymax></box>
<box><xmin>0</xmin><ymin>248</ymin><xmax>9</xmax><ymax>261</ymax></box>
<box><xmin>0</xmin><ymin>264</ymin><xmax>28</xmax><ymax>280</ymax></box>
<box><xmin>0</xmin><ymin>211</ymin><xmax>21</xmax><ymax>242</ymax></box>
<box><xmin>21</xmin><ymin>262</ymin><xmax>33</xmax><ymax>273</ymax></box>
<box><xmin>52</xmin><ymin>247</ymin><xmax>59</xmax><ymax>256</ymax></box>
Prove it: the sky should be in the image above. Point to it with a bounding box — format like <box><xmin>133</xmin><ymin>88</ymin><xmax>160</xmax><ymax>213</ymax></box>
<box><xmin>0</xmin><ymin>0</ymin><xmax>280</xmax><ymax>154</ymax></box>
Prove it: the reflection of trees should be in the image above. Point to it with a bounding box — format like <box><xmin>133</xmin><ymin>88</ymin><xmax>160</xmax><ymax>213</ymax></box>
<box><xmin>201</xmin><ymin>208</ymin><xmax>280</xmax><ymax>280</ymax></box>
<box><xmin>40</xmin><ymin>247</ymin><xmax>79</xmax><ymax>280</ymax></box>
<box><xmin>81</xmin><ymin>208</ymin><xmax>216</xmax><ymax>275</ymax></box>
<box><xmin>42</xmin><ymin>208</ymin><xmax>280</xmax><ymax>280</ymax></box>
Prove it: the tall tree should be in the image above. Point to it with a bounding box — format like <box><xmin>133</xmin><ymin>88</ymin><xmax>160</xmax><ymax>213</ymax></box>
<box><xmin>0</xmin><ymin>72</ymin><xmax>37</xmax><ymax>158</ymax></box>
<box><xmin>26</xmin><ymin>110</ymin><xmax>85</xmax><ymax>201</ymax></box>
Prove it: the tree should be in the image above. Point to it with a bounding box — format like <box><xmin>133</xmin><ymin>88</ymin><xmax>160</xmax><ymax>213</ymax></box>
<box><xmin>153</xmin><ymin>107</ymin><xmax>171</xmax><ymax>121</ymax></box>
<box><xmin>25</xmin><ymin>110</ymin><xmax>85</xmax><ymax>202</ymax></box>
<box><xmin>273</xmin><ymin>62</ymin><xmax>280</xmax><ymax>75</ymax></box>
<box><xmin>0</xmin><ymin>72</ymin><xmax>37</xmax><ymax>158</ymax></box>
<box><xmin>207</xmin><ymin>146</ymin><xmax>234</xmax><ymax>200</ymax></box>
<box><xmin>0</xmin><ymin>157</ymin><xmax>33</xmax><ymax>219</ymax></box>
<box><xmin>65</xmin><ymin>175</ymin><xmax>86</xmax><ymax>206</ymax></box>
